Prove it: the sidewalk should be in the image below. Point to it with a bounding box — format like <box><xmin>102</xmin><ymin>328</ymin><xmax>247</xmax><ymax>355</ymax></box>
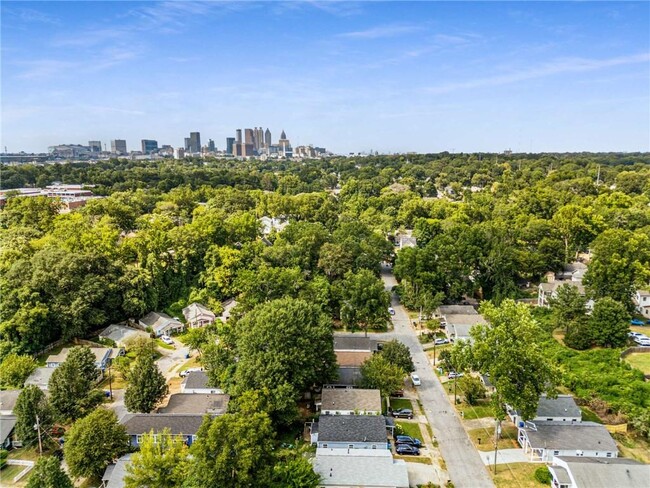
<box><xmin>478</xmin><ymin>449</ymin><xmax>528</xmax><ymax>465</ymax></box>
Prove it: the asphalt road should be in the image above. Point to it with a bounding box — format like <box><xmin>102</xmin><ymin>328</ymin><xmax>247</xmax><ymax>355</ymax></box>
<box><xmin>381</xmin><ymin>267</ymin><xmax>495</xmax><ymax>488</ymax></box>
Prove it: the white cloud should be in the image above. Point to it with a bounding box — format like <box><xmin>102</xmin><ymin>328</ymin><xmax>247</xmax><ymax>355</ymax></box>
<box><xmin>338</xmin><ymin>24</ymin><xmax>423</xmax><ymax>40</ymax></box>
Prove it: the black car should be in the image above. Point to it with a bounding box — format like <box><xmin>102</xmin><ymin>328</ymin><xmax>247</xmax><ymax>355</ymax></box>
<box><xmin>395</xmin><ymin>435</ymin><xmax>422</xmax><ymax>447</ymax></box>
<box><xmin>396</xmin><ymin>444</ymin><xmax>420</xmax><ymax>455</ymax></box>
<box><xmin>391</xmin><ymin>408</ymin><xmax>414</xmax><ymax>419</ymax></box>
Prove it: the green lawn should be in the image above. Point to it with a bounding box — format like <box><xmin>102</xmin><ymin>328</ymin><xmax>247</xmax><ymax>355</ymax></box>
<box><xmin>395</xmin><ymin>421</ymin><xmax>423</xmax><ymax>442</ymax></box>
<box><xmin>457</xmin><ymin>402</ymin><xmax>494</xmax><ymax>420</ymax></box>
<box><xmin>580</xmin><ymin>407</ymin><xmax>603</xmax><ymax>424</ymax></box>
<box><xmin>0</xmin><ymin>464</ymin><xmax>29</xmax><ymax>486</ymax></box>
<box><xmin>468</xmin><ymin>424</ymin><xmax>520</xmax><ymax>452</ymax></box>
<box><xmin>625</xmin><ymin>352</ymin><xmax>650</xmax><ymax>375</ymax></box>
<box><xmin>155</xmin><ymin>339</ymin><xmax>175</xmax><ymax>350</ymax></box>
<box><xmin>491</xmin><ymin>462</ymin><xmax>544</xmax><ymax>488</ymax></box>
<box><xmin>390</xmin><ymin>398</ymin><xmax>413</xmax><ymax>411</ymax></box>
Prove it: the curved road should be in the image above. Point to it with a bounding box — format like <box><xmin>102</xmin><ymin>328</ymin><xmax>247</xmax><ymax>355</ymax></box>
<box><xmin>381</xmin><ymin>267</ymin><xmax>494</xmax><ymax>488</ymax></box>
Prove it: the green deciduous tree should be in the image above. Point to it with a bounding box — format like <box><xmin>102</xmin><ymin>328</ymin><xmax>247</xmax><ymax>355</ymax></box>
<box><xmin>26</xmin><ymin>455</ymin><xmax>73</xmax><ymax>488</ymax></box>
<box><xmin>0</xmin><ymin>354</ymin><xmax>37</xmax><ymax>388</ymax></box>
<box><xmin>63</xmin><ymin>408</ymin><xmax>128</xmax><ymax>479</ymax></box>
<box><xmin>339</xmin><ymin>269</ymin><xmax>390</xmax><ymax>334</ymax></box>
<box><xmin>589</xmin><ymin>298</ymin><xmax>630</xmax><ymax>348</ymax></box>
<box><xmin>271</xmin><ymin>454</ymin><xmax>321</xmax><ymax>488</ymax></box>
<box><xmin>360</xmin><ymin>354</ymin><xmax>405</xmax><ymax>399</ymax></box>
<box><xmin>549</xmin><ymin>283</ymin><xmax>587</xmax><ymax>336</ymax></box>
<box><xmin>48</xmin><ymin>346</ymin><xmax>104</xmax><ymax>421</ymax></box>
<box><xmin>124</xmin><ymin>353</ymin><xmax>168</xmax><ymax>413</ymax></box>
<box><xmin>458</xmin><ymin>375</ymin><xmax>486</xmax><ymax>406</ymax></box>
<box><xmin>14</xmin><ymin>385</ymin><xmax>52</xmax><ymax>447</ymax></box>
<box><xmin>380</xmin><ymin>340</ymin><xmax>415</xmax><ymax>373</ymax></box>
<box><xmin>124</xmin><ymin>428</ymin><xmax>189</xmax><ymax>488</ymax></box>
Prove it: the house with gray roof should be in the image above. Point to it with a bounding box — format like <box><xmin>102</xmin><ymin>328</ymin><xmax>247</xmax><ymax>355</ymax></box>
<box><xmin>180</xmin><ymin>371</ymin><xmax>222</xmax><ymax>394</ymax></box>
<box><xmin>139</xmin><ymin>312</ymin><xmax>184</xmax><ymax>337</ymax></box>
<box><xmin>311</xmin><ymin>415</ymin><xmax>388</xmax><ymax>450</ymax></box>
<box><xmin>437</xmin><ymin>305</ymin><xmax>478</xmax><ymax>317</ymax></box>
<box><xmin>319</xmin><ymin>388</ymin><xmax>382</xmax><ymax>416</ymax></box>
<box><xmin>0</xmin><ymin>415</ymin><xmax>17</xmax><ymax>449</ymax></box>
<box><xmin>548</xmin><ymin>456</ymin><xmax>649</xmax><ymax>488</ymax></box>
<box><xmin>508</xmin><ymin>395</ymin><xmax>582</xmax><ymax>425</ymax></box>
<box><xmin>120</xmin><ymin>414</ymin><xmax>205</xmax><ymax>447</ymax></box>
<box><xmin>24</xmin><ymin>367</ymin><xmax>55</xmax><ymax>391</ymax></box>
<box><xmin>182</xmin><ymin>302</ymin><xmax>216</xmax><ymax>329</ymax></box>
<box><xmin>0</xmin><ymin>390</ymin><xmax>20</xmax><ymax>415</ymax></box>
<box><xmin>444</xmin><ymin>314</ymin><xmax>486</xmax><ymax>342</ymax></box>
<box><xmin>101</xmin><ymin>453</ymin><xmax>132</xmax><ymax>488</ymax></box>
<box><xmin>517</xmin><ymin>421</ymin><xmax>618</xmax><ymax>462</ymax></box>
<box><xmin>46</xmin><ymin>347</ymin><xmax>124</xmax><ymax>371</ymax></box>
<box><xmin>313</xmin><ymin>448</ymin><xmax>409</xmax><ymax>487</ymax></box>
<box><xmin>333</xmin><ymin>336</ymin><xmax>379</xmax><ymax>352</ymax></box>
<box><xmin>99</xmin><ymin>323</ymin><xmax>149</xmax><ymax>348</ymax></box>
<box><xmin>159</xmin><ymin>394</ymin><xmax>229</xmax><ymax>415</ymax></box>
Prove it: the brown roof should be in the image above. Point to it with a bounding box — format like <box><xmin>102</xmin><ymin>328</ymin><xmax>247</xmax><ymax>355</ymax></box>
<box><xmin>336</xmin><ymin>351</ymin><xmax>371</xmax><ymax>367</ymax></box>
<box><xmin>321</xmin><ymin>388</ymin><xmax>381</xmax><ymax>412</ymax></box>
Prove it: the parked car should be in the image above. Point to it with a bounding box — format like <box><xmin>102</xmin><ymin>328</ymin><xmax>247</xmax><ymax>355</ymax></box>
<box><xmin>179</xmin><ymin>367</ymin><xmax>203</xmax><ymax>377</ymax></box>
<box><xmin>395</xmin><ymin>444</ymin><xmax>420</xmax><ymax>455</ymax></box>
<box><xmin>629</xmin><ymin>332</ymin><xmax>644</xmax><ymax>338</ymax></box>
<box><xmin>161</xmin><ymin>335</ymin><xmax>174</xmax><ymax>345</ymax></box>
<box><xmin>434</xmin><ymin>338</ymin><xmax>450</xmax><ymax>345</ymax></box>
<box><xmin>391</xmin><ymin>408</ymin><xmax>414</xmax><ymax>419</ymax></box>
<box><xmin>410</xmin><ymin>373</ymin><xmax>421</xmax><ymax>386</ymax></box>
<box><xmin>447</xmin><ymin>371</ymin><xmax>464</xmax><ymax>379</ymax></box>
<box><xmin>633</xmin><ymin>335</ymin><xmax>649</xmax><ymax>345</ymax></box>
<box><xmin>395</xmin><ymin>435</ymin><xmax>422</xmax><ymax>447</ymax></box>
<box><xmin>630</xmin><ymin>319</ymin><xmax>645</xmax><ymax>326</ymax></box>
<box><xmin>388</xmin><ymin>307</ymin><xmax>396</xmax><ymax>315</ymax></box>
<box><xmin>637</xmin><ymin>338</ymin><xmax>650</xmax><ymax>347</ymax></box>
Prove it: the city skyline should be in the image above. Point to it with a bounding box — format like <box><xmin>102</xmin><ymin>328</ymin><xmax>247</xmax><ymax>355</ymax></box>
<box><xmin>2</xmin><ymin>1</ymin><xmax>649</xmax><ymax>153</ymax></box>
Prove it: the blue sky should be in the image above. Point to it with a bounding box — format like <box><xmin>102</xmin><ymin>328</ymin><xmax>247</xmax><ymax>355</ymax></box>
<box><xmin>2</xmin><ymin>1</ymin><xmax>649</xmax><ymax>154</ymax></box>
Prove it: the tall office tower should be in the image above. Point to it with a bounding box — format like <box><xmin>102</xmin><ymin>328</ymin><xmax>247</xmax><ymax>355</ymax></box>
<box><xmin>189</xmin><ymin>132</ymin><xmax>201</xmax><ymax>153</ymax></box>
<box><xmin>141</xmin><ymin>139</ymin><xmax>158</xmax><ymax>154</ymax></box>
<box><xmin>111</xmin><ymin>139</ymin><xmax>127</xmax><ymax>154</ymax></box>
<box><xmin>278</xmin><ymin>130</ymin><xmax>292</xmax><ymax>158</ymax></box>
<box><xmin>175</xmin><ymin>148</ymin><xmax>185</xmax><ymax>159</ymax></box>
<box><xmin>208</xmin><ymin>139</ymin><xmax>215</xmax><ymax>152</ymax></box>
<box><xmin>244</xmin><ymin>128</ymin><xmax>254</xmax><ymax>145</ymax></box>
<box><xmin>264</xmin><ymin>128</ymin><xmax>271</xmax><ymax>148</ymax></box>
<box><xmin>184</xmin><ymin>138</ymin><xmax>191</xmax><ymax>151</ymax></box>
<box><xmin>236</xmin><ymin>129</ymin><xmax>242</xmax><ymax>143</ymax></box>
<box><xmin>88</xmin><ymin>140</ymin><xmax>102</xmax><ymax>152</ymax></box>
<box><xmin>226</xmin><ymin>137</ymin><xmax>235</xmax><ymax>155</ymax></box>
<box><xmin>255</xmin><ymin>127</ymin><xmax>264</xmax><ymax>150</ymax></box>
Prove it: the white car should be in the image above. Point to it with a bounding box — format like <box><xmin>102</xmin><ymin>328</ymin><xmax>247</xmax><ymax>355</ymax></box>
<box><xmin>179</xmin><ymin>367</ymin><xmax>202</xmax><ymax>377</ymax></box>
<box><xmin>388</xmin><ymin>307</ymin><xmax>395</xmax><ymax>315</ymax></box>
<box><xmin>637</xmin><ymin>338</ymin><xmax>650</xmax><ymax>347</ymax></box>
<box><xmin>410</xmin><ymin>373</ymin><xmax>421</xmax><ymax>386</ymax></box>
<box><xmin>161</xmin><ymin>335</ymin><xmax>174</xmax><ymax>345</ymax></box>
<box><xmin>633</xmin><ymin>335</ymin><xmax>649</xmax><ymax>345</ymax></box>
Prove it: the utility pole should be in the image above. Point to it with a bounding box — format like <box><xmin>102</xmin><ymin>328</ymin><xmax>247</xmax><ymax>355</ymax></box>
<box><xmin>454</xmin><ymin>375</ymin><xmax>457</xmax><ymax>405</ymax></box>
<box><xmin>493</xmin><ymin>419</ymin><xmax>501</xmax><ymax>474</ymax></box>
<box><xmin>35</xmin><ymin>415</ymin><xmax>43</xmax><ymax>455</ymax></box>
<box><xmin>108</xmin><ymin>363</ymin><xmax>113</xmax><ymax>399</ymax></box>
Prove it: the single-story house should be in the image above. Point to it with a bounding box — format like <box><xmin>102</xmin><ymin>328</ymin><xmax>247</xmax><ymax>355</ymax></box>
<box><xmin>180</xmin><ymin>371</ymin><xmax>223</xmax><ymax>394</ymax></box>
<box><xmin>548</xmin><ymin>456</ymin><xmax>649</xmax><ymax>488</ymax></box>
<box><xmin>139</xmin><ymin>312</ymin><xmax>184</xmax><ymax>337</ymax></box>
<box><xmin>508</xmin><ymin>395</ymin><xmax>582</xmax><ymax>425</ymax></box>
<box><xmin>0</xmin><ymin>415</ymin><xmax>17</xmax><ymax>449</ymax></box>
<box><xmin>219</xmin><ymin>298</ymin><xmax>237</xmax><ymax>323</ymax></box>
<box><xmin>313</xmin><ymin>448</ymin><xmax>409</xmax><ymax>488</ymax></box>
<box><xmin>517</xmin><ymin>421</ymin><xmax>618</xmax><ymax>462</ymax></box>
<box><xmin>99</xmin><ymin>323</ymin><xmax>149</xmax><ymax>348</ymax></box>
<box><xmin>120</xmin><ymin>414</ymin><xmax>205</xmax><ymax>447</ymax></box>
<box><xmin>318</xmin><ymin>388</ymin><xmax>382</xmax><ymax>416</ymax></box>
<box><xmin>101</xmin><ymin>453</ymin><xmax>132</xmax><ymax>488</ymax></box>
<box><xmin>633</xmin><ymin>289</ymin><xmax>650</xmax><ymax>319</ymax></box>
<box><xmin>24</xmin><ymin>367</ymin><xmax>55</xmax><ymax>391</ymax></box>
<box><xmin>311</xmin><ymin>415</ymin><xmax>388</xmax><ymax>450</ymax></box>
<box><xmin>437</xmin><ymin>305</ymin><xmax>478</xmax><ymax>317</ymax></box>
<box><xmin>46</xmin><ymin>347</ymin><xmax>124</xmax><ymax>371</ymax></box>
<box><xmin>538</xmin><ymin>282</ymin><xmax>586</xmax><ymax>308</ymax></box>
<box><xmin>444</xmin><ymin>314</ymin><xmax>486</xmax><ymax>342</ymax></box>
<box><xmin>480</xmin><ymin>374</ymin><xmax>496</xmax><ymax>395</ymax></box>
<box><xmin>182</xmin><ymin>303</ymin><xmax>216</xmax><ymax>329</ymax></box>
<box><xmin>158</xmin><ymin>394</ymin><xmax>229</xmax><ymax>415</ymax></box>
<box><xmin>334</xmin><ymin>336</ymin><xmax>379</xmax><ymax>353</ymax></box>
<box><xmin>0</xmin><ymin>390</ymin><xmax>20</xmax><ymax>416</ymax></box>
<box><xmin>556</xmin><ymin>262</ymin><xmax>587</xmax><ymax>282</ymax></box>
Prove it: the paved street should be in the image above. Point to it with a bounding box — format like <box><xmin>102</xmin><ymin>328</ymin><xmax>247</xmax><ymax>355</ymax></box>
<box><xmin>155</xmin><ymin>341</ymin><xmax>190</xmax><ymax>381</ymax></box>
<box><xmin>106</xmin><ymin>388</ymin><xmax>128</xmax><ymax>421</ymax></box>
<box><xmin>381</xmin><ymin>267</ymin><xmax>494</xmax><ymax>488</ymax></box>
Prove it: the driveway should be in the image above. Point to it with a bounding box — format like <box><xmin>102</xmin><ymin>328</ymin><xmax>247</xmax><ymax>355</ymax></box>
<box><xmin>106</xmin><ymin>388</ymin><xmax>128</xmax><ymax>421</ymax></box>
<box><xmin>381</xmin><ymin>266</ymin><xmax>494</xmax><ymax>488</ymax></box>
<box><xmin>155</xmin><ymin>342</ymin><xmax>190</xmax><ymax>381</ymax></box>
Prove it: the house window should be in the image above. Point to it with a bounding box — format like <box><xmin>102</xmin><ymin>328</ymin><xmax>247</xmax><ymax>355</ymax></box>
<box><xmin>322</xmin><ymin>444</ymin><xmax>328</xmax><ymax>448</ymax></box>
<box><xmin>372</xmin><ymin>445</ymin><xmax>376</xmax><ymax>449</ymax></box>
<box><xmin>348</xmin><ymin>444</ymin><xmax>354</xmax><ymax>449</ymax></box>
<box><xmin>136</xmin><ymin>435</ymin><xmax>143</xmax><ymax>443</ymax></box>
<box><xmin>553</xmin><ymin>451</ymin><xmax>559</xmax><ymax>455</ymax></box>
<box><xmin>606</xmin><ymin>452</ymin><xmax>612</xmax><ymax>458</ymax></box>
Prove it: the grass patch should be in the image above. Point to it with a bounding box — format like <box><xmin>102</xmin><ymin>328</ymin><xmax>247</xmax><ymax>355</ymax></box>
<box><xmin>491</xmin><ymin>462</ymin><xmax>543</xmax><ymax>488</ymax></box>
<box><xmin>394</xmin><ymin>455</ymin><xmax>432</xmax><ymax>464</ymax></box>
<box><xmin>390</xmin><ymin>398</ymin><xmax>413</xmax><ymax>411</ymax></box>
<box><xmin>155</xmin><ymin>339</ymin><xmax>175</xmax><ymax>350</ymax></box>
<box><xmin>0</xmin><ymin>464</ymin><xmax>29</xmax><ymax>486</ymax></box>
<box><xmin>629</xmin><ymin>325</ymin><xmax>649</xmax><ymax>336</ymax></box>
<box><xmin>625</xmin><ymin>353</ymin><xmax>650</xmax><ymax>375</ymax></box>
<box><xmin>457</xmin><ymin>401</ymin><xmax>494</xmax><ymax>420</ymax></box>
<box><xmin>467</xmin><ymin>424</ymin><xmax>519</xmax><ymax>452</ymax></box>
<box><xmin>613</xmin><ymin>433</ymin><xmax>650</xmax><ymax>464</ymax></box>
<box><xmin>579</xmin><ymin>407</ymin><xmax>603</xmax><ymax>424</ymax></box>
<box><xmin>98</xmin><ymin>371</ymin><xmax>127</xmax><ymax>390</ymax></box>
<box><xmin>395</xmin><ymin>421</ymin><xmax>423</xmax><ymax>442</ymax></box>
<box><xmin>174</xmin><ymin>356</ymin><xmax>201</xmax><ymax>373</ymax></box>
<box><xmin>7</xmin><ymin>447</ymin><xmax>40</xmax><ymax>462</ymax></box>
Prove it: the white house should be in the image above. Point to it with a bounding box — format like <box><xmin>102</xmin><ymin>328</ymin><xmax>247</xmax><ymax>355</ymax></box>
<box><xmin>633</xmin><ymin>290</ymin><xmax>650</xmax><ymax>319</ymax></box>
<box><xmin>548</xmin><ymin>456</ymin><xmax>649</xmax><ymax>488</ymax></box>
<box><xmin>507</xmin><ymin>395</ymin><xmax>582</xmax><ymax>426</ymax></box>
<box><xmin>182</xmin><ymin>302</ymin><xmax>216</xmax><ymax>329</ymax></box>
<box><xmin>538</xmin><ymin>262</ymin><xmax>588</xmax><ymax>308</ymax></box>
<box><xmin>318</xmin><ymin>388</ymin><xmax>382</xmax><ymax>416</ymax></box>
<box><xmin>139</xmin><ymin>312</ymin><xmax>184</xmax><ymax>337</ymax></box>
<box><xmin>311</xmin><ymin>415</ymin><xmax>388</xmax><ymax>450</ymax></box>
<box><xmin>313</xmin><ymin>448</ymin><xmax>409</xmax><ymax>488</ymax></box>
<box><xmin>259</xmin><ymin>216</ymin><xmax>288</xmax><ymax>236</ymax></box>
<box><xmin>46</xmin><ymin>347</ymin><xmax>124</xmax><ymax>371</ymax></box>
<box><xmin>517</xmin><ymin>421</ymin><xmax>618</xmax><ymax>463</ymax></box>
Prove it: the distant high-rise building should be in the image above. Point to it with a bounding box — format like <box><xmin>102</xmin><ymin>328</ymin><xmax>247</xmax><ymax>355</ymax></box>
<box><xmin>264</xmin><ymin>128</ymin><xmax>271</xmax><ymax>148</ymax></box>
<box><xmin>255</xmin><ymin>127</ymin><xmax>264</xmax><ymax>151</ymax></box>
<box><xmin>236</xmin><ymin>129</ymin><xmax>242</xmax><ymax>143</ymax></box>
<box><xmin>175</xmin><ymin>148</ymin><xmax>185</xmax><ymax>159</ymax></box>
<box><xmin>208</xmin><ymin>139</ymin><xmax>215</xmax><ymax>152</ymax></box>
<box><xmin>244</xmin><ymin>128</ymin><xmax>254</xmax><ymax>145</ymax></box>
<box><xmin>226</xmin><ymin>137</ymin><xmax>235</xmax><ymax>155</ymax></box>
<box><xmin>184</xmin><ymin>138</ymin><xmax>191</xmax><ymax>151</ymax></box>
<box><xmin>88</xmin><ymin>140</ymin><xmax>102</xmax><ymax>153</ymax></box>
<box><xmin>141</xmin><ymin>139</ymin><xmax>158</xmax><ymax>154</ymax></box>
<box><xmin>278</xmin><ymin>130</ymin><xmax>292</xmax><ymax>157</ymax></box>
<box><xmin>111</xmin><ymin>139</ymin><xmax>127</xmax><ymax>154</ymax></box>
<box><xmin>189</xmin><ymin>132</ymin><xmax>201</xmax><ymax>153</ymax></box>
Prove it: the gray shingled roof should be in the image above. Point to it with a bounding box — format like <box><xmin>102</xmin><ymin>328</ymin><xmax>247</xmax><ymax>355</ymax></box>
<box><xmin>159</xmin><ymin>394</ymin><xmax>229</xmax><ymax>415</ymax></box>
<box><xmin>181</xmin><ymin>371</ymin><xmax>209</xmax><ymax>390</ymax></box>
<box><xmin>102</xmin><ymin>454</ymin><xmax>132</xmax><ymax>488</ymax></box>
<box><xmin>313</xmin><ymin>448</ymin><xmax>409</xmax><ymax>487</ymax></box>
<box><xmin>0</xmin><ymin>390</ymin><xmax>20</xmax><ymax>413</ymax></box>
<box><xmin>0</xmin><ymin>416</ymin><xmax>17</xmax><ymax>444</ymax></box>
<box><xmin>333</xmin><ymin>336</ymin><xmax>378</xmax><ymax>352</ymax></box>
<box><xmin>439</xmin><ymin>305</ymin><xmax>478</xmax><ymax>316</ymax></box>
<box><xmin>317</xmin><ymin>415</ymin><xmax>387</xmax><ymax>443</ymax></box>
<box><xmin>335</xmin><ymin>367</ymin><xmax>363</xmax><ymax>386</ymax></box>
<box><xmin>536</xmin><ymin>395</ymin><xmax>581</xmax><ymax>419</ymax></box>
<box><xmin>554</xmin><ymin>457</ymin><xmax>650</xmax><ymax>488</ymax></box>
<box><xmin>523</xmin><ymin>421</ymin><xmax>617</xmax><ymax>452</ymax></box>
<box><xmin>321</xmin><ymin>388</ymin><xmax>381</xmax><ymax>412</ymax></box>
<box><xmin>121</xmin><ymin>414</ymin><xmax>206</xmax><ymax>436</ymax></box>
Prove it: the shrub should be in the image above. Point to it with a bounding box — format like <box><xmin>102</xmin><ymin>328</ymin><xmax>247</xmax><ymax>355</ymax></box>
<box><xmin>534</xmin><ymin>466</ymin><xmax>552</xmax><ymax>484</ymax></box>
